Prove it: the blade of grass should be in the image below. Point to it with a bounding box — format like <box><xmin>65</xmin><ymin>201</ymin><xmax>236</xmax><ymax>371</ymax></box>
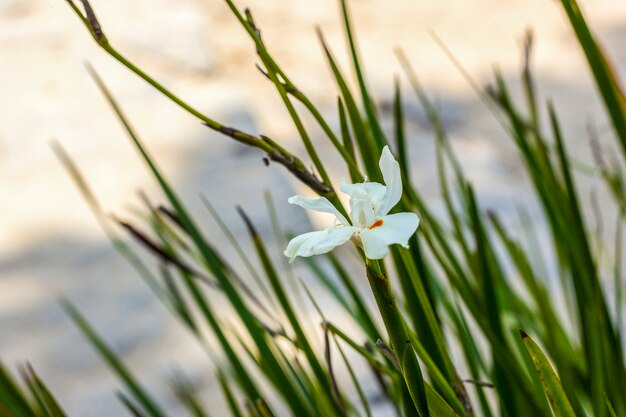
<box><xmin>218</xmin><ymin>370</ymin><xmax>245</xmax><ymax>417</ymax></box>
<box><xmin>366</xmin><ymin>260</ymin><xmax>429</xmax><ymax>416</ymax></box>
<box><xmin>117</xmin><ymin>392</ymin><xmax>151</xmax><ymax>417</ymax></box>
<box><xmin>338</xmin><ymin>0</ymin><xmax>387</xmax><ymax>148</ymax></box>
<box><xmin>89</xmin><ymin>63</ymin><xmax>321</xmax><ymax>417</ymax></box>
<box><xmin>62</xmin><ymin>301</ymin><xmax>167</xmax><ymax>417</ymax></box>
<box><xmin>0</xmin><ymin>363</ymin><xmax>38</xmax><ymax>417</ymax></box>
<box><xmin>559</xmin><ymin>0</ymin><xmax>626</xmax><ymax>158</ymax></box>
<box><xmin>317</xmin><ymin>29</ymin><xmax>380</xmax><ymax>180</ymax></box>
<box><xmin>237</xmin><ymin>207</ymin><xmax>344</xmax><ymax>416</ymax></box>
<box><xmin>519</xmin><ymin>330</ymin><xmax>577</xmax><ymax>417</ymax></box>
<box><xmin>65</xmin><ymin>2</ymin><xmax>332</xmax><ymax>196</ymax></box>
<box><xmin>20</xmin><ymin>364</ymin><xmax>68</xmax><ymax>417</ymax></box>
<box><xmin>170</xmin><ymin>371</ymin><xmax>211</xmax><ymax>417</ymax></box>
<box><xmin>333</xmin><ymin>335</ymin><xmax>373</xmax><ymax>417</ymax></box>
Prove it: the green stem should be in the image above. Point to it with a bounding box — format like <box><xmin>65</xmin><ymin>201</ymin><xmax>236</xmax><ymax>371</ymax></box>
<box><xmin>325</xmin><ymin>322</ymin><xmax>394</xmax><ymax>376</ymax></box>
<box><xmin>291</xmin><ymin>90</ymin><xmax>364</xmax><ymax>182</ymax></box>
<box><xmin>233</xmin><ymin>7</ymin><xmax>352</xmax><ymax>218</ymax></box>
<box><xmin>104</xmin><ymin>47</ymin><xmax>265</xmax><ymax>147</ymax></box>
<box><xmin>65</xmin><ymin>0</ymin><xmax>335</xmax><ymax>198</ymax></box>
<box><xmin>236</xmin><ymin>8</ymin><xmax>331</xmax><ymax>186</ymax></box>
<box><xmin>365</xmin><ymin>260</ymin><xmax>430</xmax><ymax>416</ymax></box>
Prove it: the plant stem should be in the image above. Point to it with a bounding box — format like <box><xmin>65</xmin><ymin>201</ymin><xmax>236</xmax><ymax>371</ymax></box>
<box><xmin>366</xmin><ymin>260</ymin><xmax>430</xmax><ymax>416</ymax></box>
<box><xmin>65</xmin><ymin>0</ymin><xmax>334</xmax><ymax>198</ymax></box>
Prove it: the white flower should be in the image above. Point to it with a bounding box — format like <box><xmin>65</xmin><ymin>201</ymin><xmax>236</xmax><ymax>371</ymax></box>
<box><xmin>284</xmin><ymin>146</ymin><xmax>420</xmax><ymax>262</ymax></box>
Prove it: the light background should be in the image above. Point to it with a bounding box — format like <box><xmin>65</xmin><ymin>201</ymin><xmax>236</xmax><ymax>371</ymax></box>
<box><xmin>1</xmin><ymin>0</ymin><xmax>625</xmax><ymax>415</ymax></box>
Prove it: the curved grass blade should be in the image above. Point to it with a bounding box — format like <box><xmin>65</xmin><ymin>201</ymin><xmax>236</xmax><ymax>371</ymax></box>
<box><xmin>317</xmin><ymin>29</ymin><xmax>379</xmax><ymax>180</ymax></box>
<box><xmin>87</xmin><ymin>63</ymin><xmax>321</xmax><ymax>417</ymax></box>
<box><xmin>236</xmin><ymin>208</ymin><xmax>344</xmax><ymax>416</ymax></box>
<box><xmin>519</xmin><ymin>330</ymin><xmax>577</xmax><ymax>417</ymax></box>
<box><xmin>559</xmin><ymin>0</ymin><xmax>626</xmax><ymax>158</ymax></box>
<box><xmin>117</xmin><ymin>392</ymin><xmax>150</xmax><ymax>417</ymax></box>
<box><xmin>218</xmin><ymin>371</ymin><xmax>245</xmax><ymax>417</ymax></box>
<box><xmin>0</xmin><ymin>363</ymin><xmax>38</xmax><ymax>417</ymax></box>
<box><xmin>333</xmin><ymin>336</ymin><xmax>373</xmax><ymax>417</ymax></box>
<box><xmin>51</xmin><ymin>144</ymin><xmax>167</xmax><ymax>305</ymax></box>
<box><xmin>19</xmin><ymin>364</ymin><xmax>68</xmax><ymax>417</ymax></box>
<box><xmin>170</xmin><ymin>371</ymin><xmax>210</xmax><ymax>417</ymax></box>
<box><xmin>424</xmin><ymin>384</ymin><xmax>461</xmax><ymax>417</ymax></box>
<box><xmin>605</xmin><ymin>392</ymin><xmax>618</xmax><ymax>417</ymax></box>
<box><xmin>64</xmin><ymin>2</ymin><xmax>333</xmax><ymax>197</ymax></box>
<box><xmin>338</xmin><ymin>0</ymin><xmax>387</xmax><ymax>148</ymax></box>
<box><xmin>62</xmin><ymin>301</ymin><xmax>167</xmax><ymax>417</ymax></box>
<box><xmin>366</xmin><ymin>261</ymin><xmax>429</xmax><ymax>416</ymax></box>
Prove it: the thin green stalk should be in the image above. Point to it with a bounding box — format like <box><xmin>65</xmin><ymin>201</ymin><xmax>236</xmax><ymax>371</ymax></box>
<box><xmin>318</xmin><ymin>29</ymin><xmax>380</xmax><ymax>180</ymax></box>
<box><xmin>328</xmin><ymin>254</ymin><xmax>382</xmax><ymax>341</ymax></box>
<box><xmin>65</xmin><ymin>0</ymin><xmax>333</xmax><ymax>197</ymax></box>
<box><xmin>237</xmin><ymin>208</ymin><xmax>344</xmax><ymax>416</ymax></box>
<box><xmin>294</xmin><ymin>90</ymin><xmax>364</xmax><ymax>182</ymax></box>
<box><xmin>237</xmin><ymin>8</ymin><xmax>332</xmax><ymax>187</ymax></box>
<box><xmin>559</xmin><ymin>0</ymin><xmax>626</xmax><ymax>159</ymax></box>
<box><xmin>404</xmin><ymin>330</ymin><xmax>466</xmax><ymax>416</ymax></box>
<box><xmin>260</xmin><ymin>73</ymin><xmax>363</xmax><ymax>181</ymax></box>
<box><xmin>63</xmin><ymin>301</ymin><xmax>168</xmax><ymax>417</ymax></box>
<box><xmin>339</xmin><ymin>0</ymin><xmax>387</xmax><ymax>148</ymax></box>
<box><xmin>323</xmin><ymin>322</ymin><xmax>394</xmax><ymax>376</ymax></box>
<box><xmin>365</xmin><ymin>260</ymin><xmax>430</xmax><ymax>416</ymax></box>
<box><xmin>218</xmin><ymin>371</ymin><xmax>246</xmax><ymax>417</ymax></box>
<box><xmin>333</xmin><ymin>335</ymin><xmax>373</xmax><ymax>417</ymax></box>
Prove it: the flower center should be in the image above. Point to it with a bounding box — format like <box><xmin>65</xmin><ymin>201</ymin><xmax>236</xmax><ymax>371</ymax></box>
<box><xmin>368</xmin><ymin>219</ymin><xmax>384</xmax><ymax>230</ymax></box>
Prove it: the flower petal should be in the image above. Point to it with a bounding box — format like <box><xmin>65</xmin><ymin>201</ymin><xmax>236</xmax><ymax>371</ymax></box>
<box><xmin>350</xmin><ymin>196</ymin><xmax>376</xmax><ymax>229</ymax></box>
<box><xmin>284</xmin><ymin>226</ymin><xmax>357</xmax><ymax>263</ymax></box>
<box><xmin>360</xmin><ymin>229</ymin><xmax>390</xmax><ymax>259</ymax></box>
<box><xmin>378</xmin><ymin>146</ymin><xmax>402</xmax><ymax>216</ymax></box>
<box><xmin>288</xmin><ymin>195</ymin><xmax>349</xmax><ymax>226</ymax></box>
<box><xmin>360</xmin><ymin>212</ymin><xmax>419</xmax><ymax>259</ymax></box>
<box><xmin>340</xmin><ymin>180</ymin><xmax>387</xmax><ymax>206</ymax></box>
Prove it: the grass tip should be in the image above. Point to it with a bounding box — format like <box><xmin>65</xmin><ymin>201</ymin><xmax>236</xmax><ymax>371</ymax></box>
<box><xmin>236</xmin><ymin>206</ymin><xmax>258</xmax><ymax>238</ymax></box>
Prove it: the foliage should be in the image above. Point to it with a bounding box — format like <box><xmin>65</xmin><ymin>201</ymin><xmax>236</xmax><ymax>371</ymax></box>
<box><xmin>3</xmin><ymin>0</ymin><xmax>625</xmax><ymax>416</ymax></box>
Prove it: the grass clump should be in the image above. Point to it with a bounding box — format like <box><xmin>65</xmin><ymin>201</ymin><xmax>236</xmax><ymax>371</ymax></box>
<box><xmin>2</xmin><ymin>0</ymin><xmax>625</xmax><ymax>416</ymax></box>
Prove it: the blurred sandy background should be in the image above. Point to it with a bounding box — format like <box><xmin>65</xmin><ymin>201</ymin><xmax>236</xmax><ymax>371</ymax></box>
<box><xmin>1</xmin><ymin>0</ymin><xmax>626</xmax><ymax>415</ymax></box>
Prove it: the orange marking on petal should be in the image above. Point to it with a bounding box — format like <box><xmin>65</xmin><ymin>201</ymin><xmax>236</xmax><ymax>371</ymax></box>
<box><xmin>368</xmin><ymin>219</ymin><xmax>384</xmax><ymax>230</ymax></box>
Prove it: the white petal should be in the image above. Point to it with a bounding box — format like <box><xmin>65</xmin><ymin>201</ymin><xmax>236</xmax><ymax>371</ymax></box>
<box><xmin>350</xmin><ymin>196</ymin><xmax>376</xmax><ymax>229</ymax></box>
<box><xmin>340</xmin><ymin>180</ymin><xmax>387</xmax><ymax>205</ymax></box>
<box><xmin>360</xmin><ymin>212</ymin><xmax>419</xmax><ymax>259</ymax></box>
<box><xmin>284</xmin><ymin>226</ymin><xmax>357</xmax><ymax>263</ymax></box>
<box><xmin>378</xmin><ymin>146</ymin><xmax>402</xmax><ymax>216</ymax></box>
<box><xmin>288</xmin><ymin>195</ymin><xmax>349</xmax><ymax>226</ymax></box>
<box><xmin>360</xmin><ymin>229</ymin><xmax>390</xmax><ymax>259</ymax></box>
